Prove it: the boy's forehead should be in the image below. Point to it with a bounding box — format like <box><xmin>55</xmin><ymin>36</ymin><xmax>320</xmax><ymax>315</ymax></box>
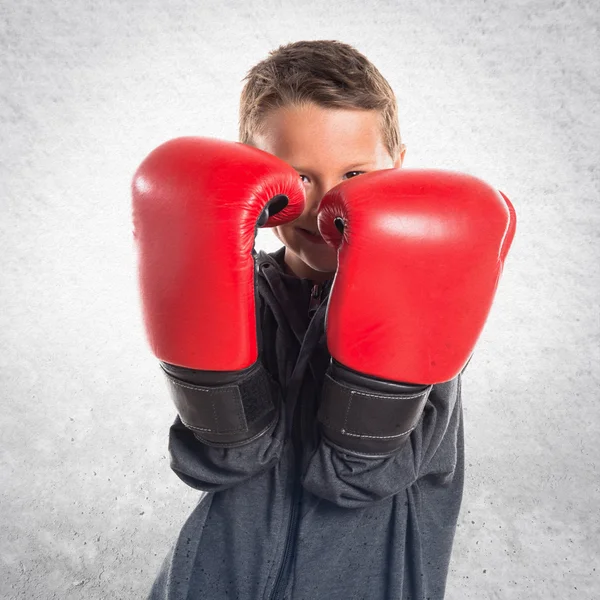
<box><xmin>254</xmin><ymin>103</ymin><xmax>390</xmax><ymax>169</ymax></box>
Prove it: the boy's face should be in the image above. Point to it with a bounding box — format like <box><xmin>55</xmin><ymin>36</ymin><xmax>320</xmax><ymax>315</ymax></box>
<box><xmin>253</xmin><ymin>102</ymin><xmax>405</xmax><ymax>282</ymax></box>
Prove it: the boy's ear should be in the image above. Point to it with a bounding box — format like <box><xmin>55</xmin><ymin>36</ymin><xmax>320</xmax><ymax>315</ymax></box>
<box><xmin>394</xmin><ymin>144</ymin><xmax>407</xmax><ymax>168</ymax></box>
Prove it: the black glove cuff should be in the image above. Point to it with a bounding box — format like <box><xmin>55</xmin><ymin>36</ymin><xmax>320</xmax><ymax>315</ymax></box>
<box><xmin>317</xmin><ymin>360</ymin><xmax>432</xmax><ymax>456</ymax></box>
<box><xmin>160</xmin><ymin>360</ymin><xmax>280</xmax><ymax>448</ymax></box>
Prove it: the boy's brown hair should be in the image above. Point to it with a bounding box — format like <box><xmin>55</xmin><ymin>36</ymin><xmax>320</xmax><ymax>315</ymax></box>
<box><xmin>238</xmin><ymin>40</ymin><xmax>402</xmax><ymax>162</ymax></box>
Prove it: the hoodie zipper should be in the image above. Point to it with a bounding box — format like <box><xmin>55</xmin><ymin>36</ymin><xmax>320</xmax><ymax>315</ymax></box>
<box><xmin>269</xmin><ymin>282</ymin><xmax>324</xmax><ymax>600</ymax></box>
<box><xmin>269</xmin><ymin>446</ymin><xmax>302</xmax><ymax>600</ymax></box>
<box><xmin>308</xmin><ymin>283</ymin><xmax>322</xmax><ymax>317</ymax></box>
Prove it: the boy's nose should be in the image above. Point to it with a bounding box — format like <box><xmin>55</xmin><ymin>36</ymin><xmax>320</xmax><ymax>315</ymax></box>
<box><xmin>306</xmin><ymin>187</ymin><xmax>335</xmax><ymax>217</ymax></box>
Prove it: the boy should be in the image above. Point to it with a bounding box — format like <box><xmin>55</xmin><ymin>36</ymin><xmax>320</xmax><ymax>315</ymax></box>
<box><xmin>133</xmin><ymin>40</ymin><xmax>515</xmax><ymax>599</ymax></box>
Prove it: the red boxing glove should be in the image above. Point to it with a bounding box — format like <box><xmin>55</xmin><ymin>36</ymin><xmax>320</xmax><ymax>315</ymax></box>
<box><xmin>132</xmin><ymin>137</ymin><xmax>305</xmax><ymax>445</ymax></box>
<box><xmin>132</xmin><ymin>137</ymin><xmax>304</xmax><ymax>370</ymax></box>
<box><xmin>316</xmin><ymin>169</ymin><xmax>516</xmax><ymax>454</ymax></box>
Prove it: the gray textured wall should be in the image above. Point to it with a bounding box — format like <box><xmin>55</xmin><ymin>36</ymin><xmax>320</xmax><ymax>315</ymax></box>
<box><xmin>1</xmin><ymin>1</ymin><xmax>598</xmax><ymax>598</ymax></box>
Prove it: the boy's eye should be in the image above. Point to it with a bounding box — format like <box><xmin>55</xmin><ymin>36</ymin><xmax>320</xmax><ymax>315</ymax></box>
<box><xmin>344</xmin><ymin>171</ymin><xmax>364</xmax><ymax>179</ymax></box>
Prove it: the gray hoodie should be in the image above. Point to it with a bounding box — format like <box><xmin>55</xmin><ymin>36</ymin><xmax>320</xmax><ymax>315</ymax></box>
<box><xmin>147</xmin><ymin>246</ymin><xmax>465</xmax><ymax>600</ymax></box>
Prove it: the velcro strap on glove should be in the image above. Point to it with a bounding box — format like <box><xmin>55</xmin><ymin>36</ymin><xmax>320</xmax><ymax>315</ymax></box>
<box><xmin>317</xmin><ymin>361</ymin><xmax>432</xmax><ymax>456</ymax></box>
<box><xmin>160</xmin><ymin>360</ymin><xmax>280</xmax><ymax>448</ymax></box>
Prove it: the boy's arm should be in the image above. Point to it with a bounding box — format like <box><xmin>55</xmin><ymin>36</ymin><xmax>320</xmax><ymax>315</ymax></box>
<box><xmin>132</xmin><ymin>137</ymin><xmax>304</xmax><ymax>491</ymax></box>
<box><xmin>163</xmin><ymin>292</ymin><xmax>291</xmax><ymax>493</ymax></box>
<box><xmin>162</xmin><ymin>291</ymin><xmax>286</xmax><ymax>492</ymax></box>
<box><xmin>160</xmin><ymin>355</ymin><xmax>284</xmax><ymax>493</ymax></box>
<box><xmin>302</xmin><ymin>373</ymin><xmax>462</xmax><ymax>508</ymax></box>
<box><xmin>301</xmin><ymin>169</ymin><xmax>516</xmax><ymax>507</ymax></box>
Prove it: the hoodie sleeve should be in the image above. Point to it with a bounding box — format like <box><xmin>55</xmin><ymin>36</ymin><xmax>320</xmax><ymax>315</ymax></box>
<box><xmin>166</xmin><ymin>409</ymin><xmax>285</xmax><ymax>493</ymax></box>
<box><xmin>301</xmin><ymin>374</ymin><xmax>462</xmax><ymax>509</ymax></box>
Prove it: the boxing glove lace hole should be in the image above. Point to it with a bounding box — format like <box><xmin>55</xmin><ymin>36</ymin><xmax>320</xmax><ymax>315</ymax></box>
<box><xmin>257</xmin><ymin>194</ymin><xmax>290</xmax><ymax>227</ymax></box>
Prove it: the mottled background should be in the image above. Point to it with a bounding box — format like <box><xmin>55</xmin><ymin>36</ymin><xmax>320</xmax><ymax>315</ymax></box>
<box><xmin>1</xmin><ymin>0</ymin><xmax>598</xmax><ymax>598</ymax></box>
